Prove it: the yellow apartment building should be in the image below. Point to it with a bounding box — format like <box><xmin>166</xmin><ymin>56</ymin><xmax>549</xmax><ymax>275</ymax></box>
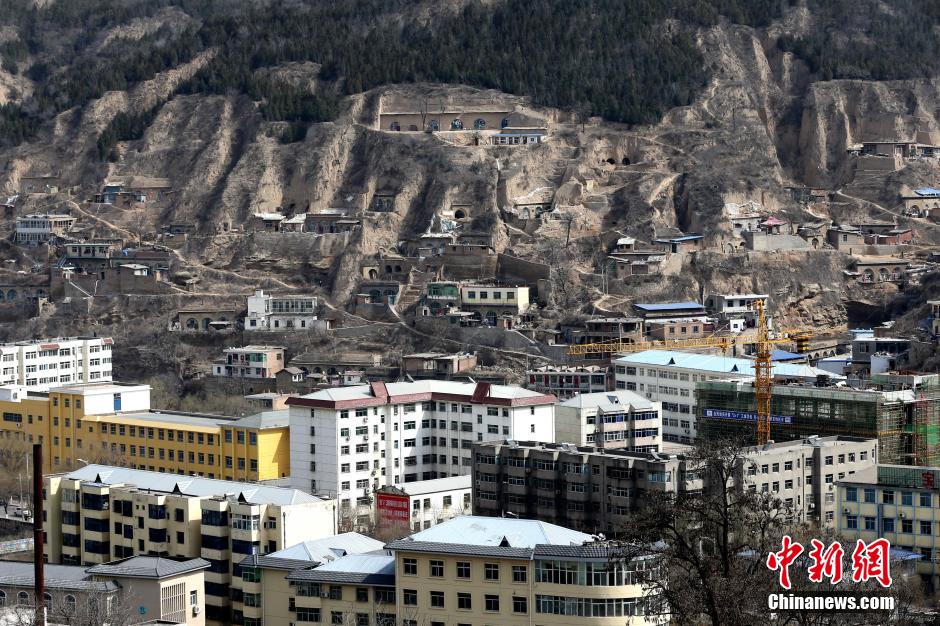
<box><xmin>44</xmin><ymin>464</ymin><xmax>338</xmax><ymax>626</ymax></box>
<box><xmin>0</xmin><ymin>382</ymin><xmax>289</xmax><ymax>481</ymax></box>
<box><xmin>838</xmin><ymin>464</ymin><xmax>940</xmax><ymax>594</ymax></box>
<box><xmin>232</xmin><ymin>516</ymin><xmax>666</xmax><ymax>626</ymax></box>
<box><xmin>233</xmin><ymin>532</ymin><xmax>385</xmax><ymax>625</ymax></box>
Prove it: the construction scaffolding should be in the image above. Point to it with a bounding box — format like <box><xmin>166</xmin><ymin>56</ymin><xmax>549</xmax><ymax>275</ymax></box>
<box><xmin>697</xmin><ymin>378</ymin><xmax>940</xmax><ymax>467</ymax></box>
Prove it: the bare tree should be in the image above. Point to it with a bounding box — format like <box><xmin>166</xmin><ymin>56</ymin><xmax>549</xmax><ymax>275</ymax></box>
<box><xmin>0</xmin><ymin>436</ymin><xmax>33</xmax><ymax>511</ymax></box>
<box><xmin>4</xmin><ymin>584</ymin><xmax>139</xmax><ymax>626</ymax></box>
<box><xmin>614</xmin><ymin>438</ymin><xmax>927</xmax><ymax>625</ymax></box>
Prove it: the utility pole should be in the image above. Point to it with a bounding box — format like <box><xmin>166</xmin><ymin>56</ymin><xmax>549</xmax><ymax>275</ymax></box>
<box><xmin>32</xmin><ymin>443</ymin><xmax>44</xmax><ymax>626</ymax></box>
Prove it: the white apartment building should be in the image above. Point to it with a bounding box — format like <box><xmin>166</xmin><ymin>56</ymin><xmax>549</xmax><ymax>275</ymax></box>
<box><xmin>286</xmin><ymin>380</ymin><xmax>556</xmax><ymax>516</ymax></box>
<box><xmin>704</xmin><ymin>292</ymin><xmax>770</xmax><ymax>332</ymax></box>
<box><xmin>14</xmin><ymin>213</ymin><xmax>76</xmax><ymax>244</ymax></box>
<box><xmin>741</xmin><ymin>436</ymin><xmax>876</xmax><ymax>527</ymax></box>
<box><xmin>245</xmin><ymin>290</ymin><xmax>319</xmax><ymax>331</ymax></box>
<box><xmin>555</xmin><ymin>390</ymin><xmax>662</xmax><ymax>452</ymax></box>
<box><xmin>613</xmin><ymin>350</ymin><xmax>839</xmax><ymax>444</ymax></box>
<box><xmin>375</xmin><ymin>475</ymin><xmax>472</xmax><ymax>532</ymax></box>
<box><xmin>0</xmin><ymin>337</ymin><xmax>113</xmax><ymax>391</ymax></box>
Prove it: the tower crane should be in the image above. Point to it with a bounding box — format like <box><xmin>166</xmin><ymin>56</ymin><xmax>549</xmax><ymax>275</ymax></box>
<box><xmin>566</xmin><ymin>299</ymin><xmax>813</xmax><ymax>445</ymax></box>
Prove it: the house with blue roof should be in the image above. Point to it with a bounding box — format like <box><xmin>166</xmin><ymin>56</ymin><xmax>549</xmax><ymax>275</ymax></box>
<box><xmin>613</xmin><ymin>349</ymin><xmax>841</xmax><ymax>443</ymax></box>
<box><xmin>901</xmin><ymin>187</ymin><xmax>940</xmax><ymax>218</ymax></box>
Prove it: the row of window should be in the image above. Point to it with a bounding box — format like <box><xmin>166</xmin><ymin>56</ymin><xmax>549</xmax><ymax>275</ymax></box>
<box><xmin>845</xmin><ymin>487</ymin><xmax>931</xmax><ymax>507</ymax></box>
<box><xmin>845</xmin><ymin>515</ymin><xmax>936</xmax><ymax>537</ymax></box>
<box><xmin>402</xmin><ymin>558</ymin><xmax>527</xmax><ymax>583</ymax></box>
<box><xmin>402</xmin><ymin>588</ymin><xmax>523</xmax><ymax>613</ymax></box>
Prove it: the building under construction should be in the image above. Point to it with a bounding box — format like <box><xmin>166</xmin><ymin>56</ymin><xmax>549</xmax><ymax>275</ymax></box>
<box><xmin>697</xmin><ymin>373</ymin><xmax>940</xmax><ymax>466</ymax></box>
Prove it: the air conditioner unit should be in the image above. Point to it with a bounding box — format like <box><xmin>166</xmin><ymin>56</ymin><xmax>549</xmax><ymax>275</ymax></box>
<box><xmin>525</xmin><ymin>468</ymin><xmax>531</xmax><ymax>474</ymax></box>
<box><xmin>320</xmin><ymin>591</ymin><xmax>330</xmax><ymax>598</ymax></box>
<box><xmin>843</xmin><ymin>508</ymin><xmax>850</xmax><ymax>514</ymax></box>
<box><xmin>192</xmin><ymin>606</ymin><xmax>201</xmax><ymax>616</ymax></box>
<box><xmin>899</xmin><ymin>512</ymin><xmax>906</xmax><ymax>519</ymax></box>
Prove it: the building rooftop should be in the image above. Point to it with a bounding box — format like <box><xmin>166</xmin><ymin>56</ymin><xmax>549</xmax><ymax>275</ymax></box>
<box><xmin>710</xmin><ymin>293</ymin><xmax>768</xmax><ymax>300</ymax></box>
<box><xmin>224</xmin><ymin>345</ymin><xmax>285</xmax><ymax>352</ymax></box>
<box><xmin>46</xmin><ymin>382</ymin><xmax>149</xmax><ymax>395</ymax></box>
<box><xmin>529</xmin><ymin>364</ymin><xmax>607</xmax><ymax>373</ymax></box>
<box><xmin>392</xmin><ymin>475</ymin><xmax>471</xmax><ymax>496</ymax></box>
<box><xmin>614</xmin><ymin>350</ymin><xmax>843</xmax><ymax>380</ymax></box>
<box><xmin>400</xmin><ymin>515</ymin><xmax>591</xmax><ymax>549</ymax></box>
<box><xmin>269</xmin><ymin>533</ymin><xmax>384</xmax><ymax>563</ymax></box>
<box><xmin>231</xmin><ymin>409</ymin><xmax>289</xmax><ymax>429</ymax></box>
<box><xmin>633</xmin><ymin>302</ymin><xmax>704</xmax><ymax>311</ymax></box>
<box><xmin>290</xmin><ymin>380</ymin><xmax>554</xmax><ymax>407</ymax></box>
<box><xmin>58</xmin><ymin>464</ymin><xmax>324</xmax><ymax>506</ymax></box>
<box><xmin>557</xmin><ymin>390</ymin><xmax>654</xmax><ymax>412</ymax></box>
<box><xmin>239</xmin><ymin>532</ymin><xmax>383</xmax><ymax>571</ymax></box>
<box><xmin>286</xmin><ymin>552</ymin><xmax>396</xmax><ymax>586</ymax></box>
<box><xmin>85</xmin><ymin>556</ymin><xmax>210</xmax><ymax>579</ymax></box>
<box><xmin>0</xmin><ymin>561</ymin><xmax>117</xmax><ymax>593</ymax></box>
<box><xmin>0</xmin><ymin>336</ymin><xmax>112</xmax><ymax>348</ymax></box>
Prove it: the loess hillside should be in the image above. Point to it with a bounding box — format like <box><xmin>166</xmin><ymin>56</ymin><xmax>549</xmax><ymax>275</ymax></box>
<box><xmin>1</xmin><ymin>0</ymin><xmax>940</xmax><ymax>383</ymax></box>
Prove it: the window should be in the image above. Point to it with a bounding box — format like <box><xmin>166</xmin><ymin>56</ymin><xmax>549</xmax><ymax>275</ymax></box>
<box><xmin>403</xmin><ymin>558</ymin><xmax>417</xmax><ymax>575</ymax></box>
<box><xmin>845</xmin><ymin>515</ymin><xmax>858</xmax><ymax>530</ymax></box>
<box><xmin>356</xmin><ymin>587</ymin><xmax>368</xmax><ymax>602</ymax></box>
<box><xmin>457</xmin><ymin>592</ymin><xmax>471</xmax><ymax>610</ymax></box>
<box><xmin>902</xmin><ymin>491</ymin><xmax>913</xmax><ymax>506</ymax></box>
<box><xmin>429</xmin><ymin>560</ymin><xmax>444</xmax><ymax>577</ymax></box>
<box><xmin>884</xmin><ymin>490</ymin><xmax>895</xmax><ymax>505</ymax></box>
<box><xmin>883</xmin><ymin>518</ymin><xmax>895</xmax><ymax>533</ymax></box>
<box><xmin>921</xmin><ymin>521</ymin><xmax>933</xmax><ymax>536</ymax></box>
<box><xmin>456</xmin><ymin>561</ymin><xmax>470</xmax><ymax>579</ymax></box>
<box><xmin>512</xmin><ymin>565</ymin><xmax>527</xmax><ymax>583</ymax></box>
<box><xmin>864</xmin><ymin>488</ymin><xmax>875</xmax><ymax>503</ymax></box>
<box><xmin>430</xmin><ymin>591</ymin><xmax>444</xmax><ymax>608</ymax></box>
<box><xmin>921</xmin><ymin>492</ymin><xmax>933</xmax><ymax>508</ymax></box>
<box><xmin>403</xmin><ymin>589</ymin><xmax>417</xmax><ymax>606</ymax></box>
<box><xmin>513</xmin><ymin>596</ymin><xmax>528</xmax><ymax>614</ymax></box>
<box><xmin>903</xmin><ymin>519</ymin><xmax>914</xmax><ymax>534</ymax></box>
<box><xmin>845</xmin><ymin>487</ymin><xmax>857</xmax><ymax>502</ymax></box>
<box><xmin>485</xmin><ymin>594</ymin><xmax>500</xmax><ymax>611</ymax></box>
<box><xmin>484</xmin><ymin>563</ymin><xmax>499</xmax><ymax>580</ymax></box>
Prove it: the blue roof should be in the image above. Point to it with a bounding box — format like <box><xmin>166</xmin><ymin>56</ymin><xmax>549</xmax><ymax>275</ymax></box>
<box><xmin>770</xmin><ymin>349</ymin><xmax>805</xmax><ymax>361</ymax></box>
<box><xmin>266</xmin><ymin>533</ymin><xmax>383</xmax><ymax>563</ymax></box>
<box><xmin>407</xmin><ymin>516</ymin><xmax>591</xmax><ymax>548</ymax></box>
<box><xmin>634</xmin><ymin>301</ymin><xmax>703</xmax><ymax>311</ymax></box>
<box><xmin>614</xmin><ymin>350</ymin><xmax>843</xmax><ymax>379</ymax></box>
<box><xmin>662</xmin><ymin>235</ymin><xmax>704</xmax><ymax>242</ymax></box>
<box><xmin>314</xmin><ymin>553</ymin><xmax>396</xmax><ymax>576</ymax></box>
<box><xmin>915</xmin><ymin>187</ymin><xmax>940</xmax><ymax>197</ymax></box>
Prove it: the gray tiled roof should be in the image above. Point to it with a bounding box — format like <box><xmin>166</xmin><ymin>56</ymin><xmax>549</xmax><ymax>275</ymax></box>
<box><xmin>384</xmin><ymin>539</ymin><xmax>534</xmax><ymax>559</ymax></box>
<box><xmin>85</xmin><ymin>556</ymin><xmax>210</xmax><ymax>579</ymax></box>
<box><xmin>532</xmin><ymin>544</ymin><xmax>615</xmax><ymax>559</ymax></box>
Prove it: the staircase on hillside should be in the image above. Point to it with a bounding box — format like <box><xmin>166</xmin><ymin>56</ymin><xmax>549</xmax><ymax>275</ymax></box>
<box><xmin>394</xmin><ymin>268</ymin><xmax>431</xmax><ymax>312</ymax></box>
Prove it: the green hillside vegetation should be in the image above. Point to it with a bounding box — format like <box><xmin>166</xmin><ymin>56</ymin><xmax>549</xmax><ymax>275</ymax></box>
<box><xmin>2</xmin><ymin>0</ymin><xmax>940</xmax><ymax>149</ymax></box>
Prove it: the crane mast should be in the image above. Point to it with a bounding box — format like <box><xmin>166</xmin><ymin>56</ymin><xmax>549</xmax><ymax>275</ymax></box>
<box><xmin>754</xmin><ymin>299</ymin><xmax>773</xmax><ymax>445</ymax></box>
